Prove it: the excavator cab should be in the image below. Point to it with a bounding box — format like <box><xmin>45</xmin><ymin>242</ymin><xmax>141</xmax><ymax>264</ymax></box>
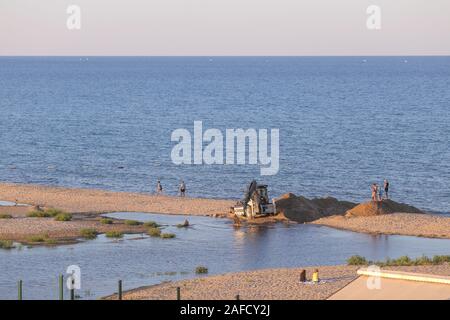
<box><xmin>233</xmin><ymin>181</ymin><xmax>275</xmax><ymax>218</ymax></box>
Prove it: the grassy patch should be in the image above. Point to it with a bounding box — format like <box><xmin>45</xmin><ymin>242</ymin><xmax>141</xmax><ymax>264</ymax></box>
<box><xmin>147</xmin><ymin>227</ymin><xmax>161</xmax><ymax>237</ymax></box>
<box><xmin>27</xmin><ymin>208</ymin><xmax>67</xmax><ymax>218</ymax></box>
<box><xmin>44</xmin><ymin>238</ymin><xmax>57</xmax><ymax>245</ymax></box>
<box><xmin>346</xmin><ymin>255</ymin><xmax>368</xmax><ymax>266</ymax></box>
<box><xmin>195</xmin><ymin>266</ymin><xmax>208</xmax><ymax>274</ymax></box>
<box><xmin>27</xmin><ymin>235</ymin><xmax>47</xmax><ymax>243</ymax></box>
<box><xmin>124</xmin><ymin>220</ymin><xmax>143</xmax><ymax>226</ymax></box>
<box><xmin>0</xmin><ymin>214</ymin><xmax>13</xmax><ymax>219</ymax></box>
<box><xmin>27</xmin><ymin>210</ymin><xmax>53</xmax><ymax>218</ymax></box>
<box><xmin>143</xmin><ymin>221</ymin><xmax>160</xmax><ymax>228</ymax></box>
<box><xmin>0</xmin><ymin>240</ymin><xmax>15</xmax><ymax>249</ymax></box>
<box><xmin>100</xmin><ymin>218</ymin><xmax>114</xmax><ymax>225</ymax></box>
<box><xmin>45</xmin><ymin>208</ymin><xmax>66</xmax><ymax>217</ymax></box>
<box><xmin>54</xmin><ymin>213</ymin><xmax>72</xmax><ymax>221</ymax></box>
<box><xmin>160</xmin><ymin>233</ymin><xmax>176</xmax><ymax>239</ymax></box>
<box><xmin>105</xmin><ymin>231</ymin><xmax>123</xmax><ymax>238</ymax></box>
<box><xmin>80</xmin><ymin>228</ymin><xmax>98</xmax><ymax>240</ymax></box>
<box><xmin>432</xmin><ymin>255</ymin><xmax>450</xmax><ymax>264</ymax></box>
<box><xmin>347</xmin><ymin>255</ymin><xmax>450</xmax><ymax>267</ymax></box>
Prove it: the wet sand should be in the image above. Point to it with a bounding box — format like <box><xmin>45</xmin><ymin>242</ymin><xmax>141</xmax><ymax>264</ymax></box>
<box><xmin>312</xmin><ymin>213</ymin><xmax>450</xmax><ymax>239</ymax></box>
<box><xmin>107</xmin><ymin>264</ymin><xmax>450</xmax><ymax>300</ymax></box>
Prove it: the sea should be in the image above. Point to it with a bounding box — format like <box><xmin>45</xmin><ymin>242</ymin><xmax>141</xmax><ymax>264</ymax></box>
<box><xmin>1</xmin><ymin>56</ymin><xmax>449</xmax><ymax>213</ymax></box>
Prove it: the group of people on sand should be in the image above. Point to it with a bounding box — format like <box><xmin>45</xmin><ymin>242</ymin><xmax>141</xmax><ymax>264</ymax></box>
<box><xmin>371</xmin><ymin>179</ymin><xmax>389</xmax><ymax>202</ymax></box>
<box><xmin>155</xmin><ymin>179</ymin><xmax>186</xmax><ymax>197</ymax></box>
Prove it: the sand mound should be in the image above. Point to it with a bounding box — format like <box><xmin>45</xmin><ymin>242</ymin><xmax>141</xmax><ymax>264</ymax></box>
<box><xmin>345</xmin><ymin>199</ymin><xmax>423</xmax><ymax>217</ymax></box>
<box><xmin>274</xmin><ymin>193</ymin><xmax>357</xmax><ymax>223</ymax></box>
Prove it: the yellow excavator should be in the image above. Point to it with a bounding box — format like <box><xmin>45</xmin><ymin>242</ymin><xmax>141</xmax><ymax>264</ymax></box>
<box><xmin>233</xmin><ymin>180</ymin><xmax>275</xmax><ymax>218</ymax></box>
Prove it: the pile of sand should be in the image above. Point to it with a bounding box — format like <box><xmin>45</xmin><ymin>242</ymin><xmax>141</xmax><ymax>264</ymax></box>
<box><xmin>274</xmin><ymin>193</ymin><xmax>356</xmax><ymax>223</ymax></box>
<box><xmin>345</xmin><ymin>199</ymin><xmax>423</xmax><ymax>217</ymax></box>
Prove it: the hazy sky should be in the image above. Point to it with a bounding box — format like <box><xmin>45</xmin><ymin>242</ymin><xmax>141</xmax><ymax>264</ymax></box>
<box><xmin>1</xmin><ymin>0</ymin><xmax>449</xmax><ymax>55</ymax></box>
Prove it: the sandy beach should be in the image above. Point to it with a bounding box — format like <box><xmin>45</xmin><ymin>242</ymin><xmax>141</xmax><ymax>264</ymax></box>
<box><xmin>312</xmin><ymin>213</ymin><xmax>450</xmax><ymax>239</ymax></box>
<box><xmin>0</xmin><ymin>213</ymin><xmax>148</xmax><ymax>243</ymax></box>
<box><xmin>0</xmin><ymin>182</ymin><xmax>235</xmax><ymax>243</ymax></box>
<box><xmin>0</xmin><ymin>183</ymin><xmax>234</xmax><ymax>216</ymax></box>
<box><xmin>107</xmin><ymin>264</ymin><xmax>450</xmax><ymax>300</ymax></box>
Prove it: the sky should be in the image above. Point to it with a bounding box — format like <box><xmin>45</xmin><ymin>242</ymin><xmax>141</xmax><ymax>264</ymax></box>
<box><xmin>0</xmin><ymin>0</ymin><xmax>449</xmax><ymax>56</ymax></box>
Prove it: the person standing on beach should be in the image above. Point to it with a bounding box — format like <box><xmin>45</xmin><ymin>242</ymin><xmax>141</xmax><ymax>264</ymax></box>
<box><xmin>179</xmin><ymin>180</ymin><xmax>186</xmax><ymax>197</ymax></box>
<box><xmin>384</xmin><ymin>179</ymin><xmax>389</xmax><ymax>199</ymax></box>
<box><xmin>371</xmin><ymin>183</ymin><xmax>377</xmax><ymax>202</ymax></box>
<box><xmin>156</xmin><ymin>180</ymin><xmax>163</xmax><ymax>195</ymax></box>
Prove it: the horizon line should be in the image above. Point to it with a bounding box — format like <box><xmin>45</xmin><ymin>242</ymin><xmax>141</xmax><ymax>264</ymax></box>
<box><xmin>1</xmin><ymin>54</ymin><xmax>450</xmax><ymax>58</ymax></box>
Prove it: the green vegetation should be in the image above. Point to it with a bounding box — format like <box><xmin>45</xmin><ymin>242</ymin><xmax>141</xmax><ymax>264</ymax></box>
<box><xmin>100</xmin><ymin>218</ymin><xmax>114</xmax><ymax>225</ymax></box>
<box><xmin>80</xmin><ymin>228</ymin><xmax>98</xmax><ymax>240</ymax></box>
<box><xmin>105</xmin><ymin>231</ymin><xmax>123</xmax><ymax>238</ymax></box>
<box><xmin>0</xmin><ymin>240</ymin><xmax>15</xmax><ymax>249</ymax></box>
<box><xmin>0</xmin><ymin>214</ymin><xmax>13</xmax><ymax>219</ymax></box>
<box><xmin>44</xmin><ymin>238</ymin><xmax>57</xmax><ymax>245</ymax></box>
<box><xmin>45</xmin><ymin>208</ymin><xmax>66</xmax><ymax>217</ymax></box>
<box><xmin>432</xmin><ymin>255</ymin><xmax>450</xmax><ymax>264</ymax></box>
<box><xmin>54</xmin><ymin>213</ymin><xmax>72</xmax><ymax>221</ymax></box>
<box><xmin>347</xmin><ymin>255</ymin><xmax>450</xmax><ymax>267</ymax></box>
<box><xmin>143</xmin><ymin>221</ymin><xmax>160</xmax><ymax>228</ymax></box>
<box><xmin>27</xmin><ymin>208</ymin><xmax>67</xmax><ymax>218</ymax></box>
<box><xmin>124</xmin><ymin>220</ymin><xmax>143</xmax><ymax>226</ymax></box>
<box><xmin>27</xmin><ymin>235</ymin><xmax>47</xmax><ymax>243</ymax></box>
<box><xmin>195</xmin><ymin>266</ymin><xmax>208</xmax><ymax>274</ymax></box>
<box><xmin>346</xmin><ymin>255</ymin><xmax>368</xmax><ymax>266</ymax></box>
<box><xmin>160</xmin><ymin>233</ymin><xmax>176</xmax><ymax>239</ymax></box>
<box><xmin>147</xmin><ymin>227</ymin><xmax>161</xmax><ymax>237</ymax></box>
<box><xmin>27</xmin><ymin>210</ymin><xmax>53</xmax><ymax>218</ymax></box>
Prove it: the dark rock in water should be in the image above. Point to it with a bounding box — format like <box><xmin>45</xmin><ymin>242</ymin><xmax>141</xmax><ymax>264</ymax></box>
<box><xmin>274</xmin><ymin>193</ymin><xmax>357</xmax><ymax>223</ymax></box>
<box><xmin>345</xmin><ymin>199</ymin><xmax>423</xmax><ymax>217</ymax></box>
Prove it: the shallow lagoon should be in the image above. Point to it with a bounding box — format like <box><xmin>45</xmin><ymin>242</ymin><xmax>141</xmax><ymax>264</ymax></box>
<box><xmin>0</xmin><ymin>212</ymin><xmax>449</xmax><ymax>300</ymax></box>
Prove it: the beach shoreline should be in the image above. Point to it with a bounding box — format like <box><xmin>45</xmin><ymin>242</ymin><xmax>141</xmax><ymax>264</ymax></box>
<box><xmin>104</xmin><ymin>264</ymin><xmax>450</xmax><ymax>300</ymax></box>
<box><xmin>1</xmin><ymin>182</ymin><xmax>450</xmax><ymax>243</ymax></box>
<box><xmin>0</xmin><ymin>182</ymin><xmax>235</xmax><ymax>216</ymax></box>
<box><xmin>311</xmin><ymin>213</ymin><xmax>450</xmax><ymax>239</ymax></box>
<box><xmin>0</xmin><ymin>182</ymin><xmax>235</xmax><ymax>244</ymax></box>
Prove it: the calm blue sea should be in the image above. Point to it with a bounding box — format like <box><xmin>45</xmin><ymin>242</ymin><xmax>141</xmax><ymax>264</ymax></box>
<box><xmin>0</xmin><ymin>57</ymin><xmax>449</xmax><ymax>213</ymax></box>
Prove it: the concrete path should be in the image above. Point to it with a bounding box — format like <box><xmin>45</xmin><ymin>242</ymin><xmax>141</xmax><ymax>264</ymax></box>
<box><xmin>329</xmin><ymin>269</ymin><xmax>450</xmax><ymax>300</ymax></box>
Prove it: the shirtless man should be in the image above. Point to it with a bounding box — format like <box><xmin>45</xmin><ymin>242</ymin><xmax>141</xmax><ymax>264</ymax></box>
<box><xmin>384</xmin><ymin>179</ymin><xmax>389</xmax><ymax>199</ymax></box>
<box><xmin>156</xmin><ymin>180</ymin><xmax>163</xmax><ymax>195</ymax></box>
<box><xmin>179</xmin><ymin>180</ymin><xmax>186</xmax><ymax>197</ymax></box>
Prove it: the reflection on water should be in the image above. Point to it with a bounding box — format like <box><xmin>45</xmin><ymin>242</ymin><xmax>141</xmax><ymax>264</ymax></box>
<box><xmin>0</xmin><ymin>212</ymin><xmax>449</xmax><ymax>300</ymax></box>
<box><xmin>0</xmin><ymin>200</ymin><xmax>29</xmax><ymax>207</ymax></box>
